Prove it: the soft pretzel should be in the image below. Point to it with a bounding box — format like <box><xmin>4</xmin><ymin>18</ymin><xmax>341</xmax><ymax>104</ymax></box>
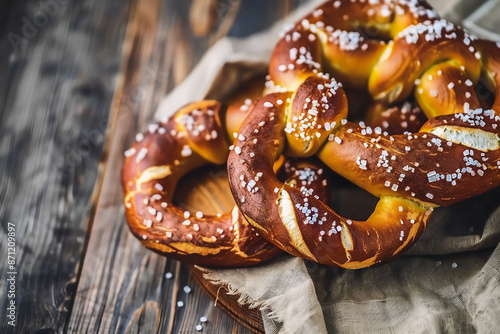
<box><xmin>121</xmin><ymin>100</ymin><xmax>331</xmax><ymax>267</ymax></box>
<box><xmin>227</xmin><ymin>0</ymin><xmax>500</xmax><ymax>268</ymax></box>
<box><xmin>228</xmin><ymin>81</ymin><xmax>432</xmax><ymax>269</ymax></box>
<box><xmin>268</xmin><ymin>0</ymin><xmax>437</xmax><ymax>92</ymax></box>
<box><xmin>267</xmin><ymin>0</ymin><xmax>490</xmax><ymax>117</ymax></box>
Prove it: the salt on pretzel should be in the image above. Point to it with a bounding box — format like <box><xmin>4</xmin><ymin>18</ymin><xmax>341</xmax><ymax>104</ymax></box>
<box><xmin>318</xmin><ymin>105</ymin><xmax>500</xmax><ymax>207</ymax></box>
<box><xmin>228</xmin><ymin>77</ymin><xmax>500</xmax><ymax>269</ymax></box>
<box><xmin>268</xmin><ymin>0</ymin><xmax>439</xmax><ymax>92</ymax></box>
<box><xmin>267</xmin><ymin>0</ymin><xmax>497</xmax><ymax>118</ymax></box>
<box><xmin>121</xmin><ymin>100</ymin><xmax>331</xmax><ymax>267</ymax></box>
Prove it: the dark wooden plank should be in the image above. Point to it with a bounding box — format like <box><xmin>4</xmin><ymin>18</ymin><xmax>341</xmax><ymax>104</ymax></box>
<box><xmin>0</xmin><ymin>0</ymin><xmax>130</xmax><ymax>333</ymax></box>
<box><xmin>67</xmin><ymin>0</ymin><xmax>309</xmax><ymax>333</ymax></box>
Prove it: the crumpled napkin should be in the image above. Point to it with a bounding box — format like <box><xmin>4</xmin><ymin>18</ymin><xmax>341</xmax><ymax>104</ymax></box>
<box><xmin>155</xmin><ymin>1</ymin><xmax>500</xmax><ymax>333</ymax></box>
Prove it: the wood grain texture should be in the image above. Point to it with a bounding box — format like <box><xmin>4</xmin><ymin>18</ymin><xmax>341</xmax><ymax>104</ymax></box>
<box><xmin>190</xmin><ymin>266</ymin><xmax>265</xmax><ymax>334</ymax></box>
<box><xmin>0</xmin><ymin>0</ymin><xmax>129</xmax><ymax>333</ymax></box>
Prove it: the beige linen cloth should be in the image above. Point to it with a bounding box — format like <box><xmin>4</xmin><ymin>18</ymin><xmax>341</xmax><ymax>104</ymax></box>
<box><xmin>156</xmin><ymin>1</ymin><xmax>500</xmax><ymax>333</ymax></box>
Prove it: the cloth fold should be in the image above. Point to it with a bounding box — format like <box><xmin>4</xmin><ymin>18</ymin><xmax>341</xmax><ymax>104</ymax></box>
<box><xmin>155</xmin><ymin>1</ymin><xmax>500</xmax><ymax>332</ymax></box>
<box><xmin>199</xmin><ymin>256</ymin><xmax>328</xmax><ymax>334</ymax></box>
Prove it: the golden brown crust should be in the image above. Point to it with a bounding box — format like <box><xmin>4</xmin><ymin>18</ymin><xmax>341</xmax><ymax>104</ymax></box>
<box><xmin>474</xmin><ymin>39</ymin><xmax>500</xmax><ymax>113</ymax></box>
<box><xmin>265</xmin><ymin>0</ymin><xmax>500</xmax><ymax>205</ymax></box>
<box><xmin>267</xmin><ymin>0</ymin><xmax>497</xmax><ymax>119</ymax></box>
<box><xmin>317</xmin><ymin>119</ymin><xmax>500</xmax><ymax>207</ymax></box>
<box><xmin>369</xmin><ymin>22</ymin><xmax>481</xmax><ymax>103</ymax></box>
<box><xmin>268</xmin><ymin>0</ymin><xmax>437</xmax><ymax>92</ymax></box>
<box><xmin>285</xmin><ymin>75</ymin><xmax>348</xmax><ymax>157</ymax></box>
<box><xmin>123</xmin><ymin>101</ymin><xmax>274</xmax><ymax>267</ymax></box>
<box><xmin>414</xmin><ymin>62</ymin><xmax>482</xmax><ymax>118</ymax></box>
<box><xmin>122</xmin><ymin>100</ymin><xmax>332</xmax><ymax>267</ymax></box>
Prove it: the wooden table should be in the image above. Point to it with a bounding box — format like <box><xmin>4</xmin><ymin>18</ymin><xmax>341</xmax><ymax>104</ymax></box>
<box><xmin>1</xmin><ymin>0</ymin><xmax>497</xmax><ymax>333</ymax></box>
<box><xmin>0</xmin><ymin>0</ymin><xmax>311</xmax><ymax>333</ymax></box>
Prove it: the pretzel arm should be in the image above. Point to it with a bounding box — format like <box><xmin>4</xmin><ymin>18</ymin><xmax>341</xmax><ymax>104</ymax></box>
<box><xmin>317</xmin><ymin>114</ymin><xmax>500</xmax><ymax>207</ymax></box>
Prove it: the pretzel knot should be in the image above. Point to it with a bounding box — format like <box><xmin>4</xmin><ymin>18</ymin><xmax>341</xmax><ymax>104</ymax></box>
<box><xmin>228</xmin><ymin>0</ymin><xmax>500</xmax><ymax>268</ymax></box>
<box><xmin>121</xmin><ymin>101</ymin><xmax>331</xmax><ymax>267</ymax></box>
